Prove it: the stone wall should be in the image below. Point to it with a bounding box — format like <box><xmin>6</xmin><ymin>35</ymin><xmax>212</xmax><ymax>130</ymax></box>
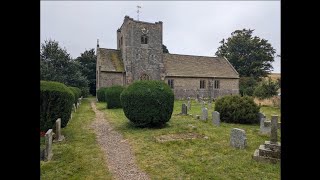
<box><xmin>99</xmin><ymin>72</ymin><xmax>125</xmax><ymax>88</ymax></box>
<box><xmin>164</xmin><ymin>77</ymin><xmax>239</xmax><ymax>99</ymax></box>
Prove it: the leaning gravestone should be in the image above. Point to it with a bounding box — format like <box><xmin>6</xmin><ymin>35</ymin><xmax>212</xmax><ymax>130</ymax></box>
<box><xmin>212</xmin><ymin>111</ymin><xmax>220</xmax><ymax>126</ymax></box>
<box><xmin>53</xmin><ymin>118</ymin><xmax>65</xmax><ymax>142</ymax></box>
<box><xmin>201</xmin><ymin>108</ymin><xmax>208</xmax><ymax>121</ymax></box>
<box><xmin>181</xmin><ymin>103</ymin><xmax>187</xmax><ymax>115</ymax></box>
<box><xmin>44</xmin><ymin>129</ymin><xmax>53</xmax><ymax>161</ymax></box>
<box><xmin>230</xmin><ymin>128</ymin><xmax>247</xmax><ymax>149</ymax></box>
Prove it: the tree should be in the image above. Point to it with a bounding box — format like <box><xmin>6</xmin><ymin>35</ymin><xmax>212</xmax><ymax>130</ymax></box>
<box><xmin>239</xmin><ymin>76</ymin><xmax>258</xmax><ymax>96</ymax></box>
<box><xmin>40</xmin><ymin>39</ymin><xmax>89</xmax><ymax>91</ymax></box>
<box><xmin>75</xmin><ymin>49</ymin><xmax>97</xmax><ymax>95</ymax></box>
<box><xmin>162</xmin><ymin>44</ymin><xmax>169</xmax><ymax>53</ymax></box>
<box><xmin>253</xmin><ymin>77</ymin><xmax>280</xmax><ymax>99</ymax></box>
<box><xmin>215</xmin><ymin>29</ymin><xmax>276</xmax><ymax>79</ymax></box>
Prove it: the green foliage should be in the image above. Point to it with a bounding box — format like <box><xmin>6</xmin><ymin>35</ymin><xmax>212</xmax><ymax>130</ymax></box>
<box><xmin>97</xmin><ymin>87</ymin><xmax>108</xmax><ymax>102</ymax></box>
<box><xmin>215</xmin><ymin>95</ymin><xmax>260</xmax><ymax>124</ymax></box>
<box><xmin>40</xmin><ymin>81</ymin><xmax>74</xmax><ymax>131</ymax></box>
<box><xmin>105</xmin><ymin>86</ymin><xmax>125</xmax><ymax>109</ymax></box>
<box><xmin>253</xmin><ymin>77</ymin><xmax>280</xmax><ymax>99</ymax></box>
<box><xmin>162</xmin><ymin>44</ymin><xmax>169</xmax><ymax>53</ymax></box>
<box><xmin>75</xmin><ymin>49</ymin><xmax>97</xmax><ymax>96</ymax></box>
<box><xmin>40</xmin><ymin>39</ymin><xmax>89</xmax><ymax>93</ymax></box>
<box><xmin>80</xmin><ymin>87</ymin><xmax>90</xmax><ymax>98</ymax></box>
<box><xmin>120</xmin><ymin>80</ymin><xmax>174</xmax><ymax>127</ymax></box>
<box><xmin>239</xmin><ymin>76</ymin><xmax>259</xmax><ymax>96</ymax></box>
<box><xmin>215</xmin><ymin>29</ymin><xmax>276</xmax><ymax>79</ymax></box>
<box><xmin>68</xmin><ymin>87</ymin><xmax>81</xmax><ymax>104</ymax></box>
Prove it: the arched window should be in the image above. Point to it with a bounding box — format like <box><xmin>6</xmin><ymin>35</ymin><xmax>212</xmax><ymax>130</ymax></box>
<box><xmin>141</xmin><ymin>35</ymin><xmax>148</xmax><ymax>44</ymax></box>
<box><xmin>140</xmin><ymin>74</ymin><xmax>150</xmax><ymax>80</ymax></box>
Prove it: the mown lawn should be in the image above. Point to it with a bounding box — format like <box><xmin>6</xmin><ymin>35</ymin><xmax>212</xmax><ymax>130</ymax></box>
<box><xmin>97</xmin><ymin>99</ymin><xmax>281</xmax><ymax>180</ymax></box>
<box><xmin>40</xmin><ymin>99</ymin><xmax>112</xmax><ymax>180</ymax></box>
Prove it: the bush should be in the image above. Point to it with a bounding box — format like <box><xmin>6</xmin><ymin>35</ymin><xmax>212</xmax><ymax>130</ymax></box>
<box><xmin>68</xmin><ymin>86</ymin><xmax>81</xmax><ymax>104</ymax></box>
<box><xmin>97</xmin><ymin>87</ymin><xmax>108</xmax><ymax>102</ymax></box>
<box><xmin>105</xmin><ymin>85</ymin><xmax>125</xmax><ymax>109</ymax></box>
<box><xmin>253</xmin><ymin>77</ymin><xmax>280</xmax><ymax>99</ymax></box>
<box><xmin>120</xmin><ymin>80</ymin><xmax>174</xmax><ymax>127</ymax></box>
<box><xmin>40</xmin><ymin>81</ymin><xmax>75</xmax><ymax>131</ymax></box>
<box><xmin>80</xmin><ymin>87</ymin><xmax>90</xmax><ymax>98</ymax></box>
<box><xmin>239</xmin><ymin>77</ymin><xmax>258</xmax><ymax>96</ymax></box>
<box><xmin>215</xmin><ymin>95</ymin><xmax>260</xmax><ymax>124</ymax></box>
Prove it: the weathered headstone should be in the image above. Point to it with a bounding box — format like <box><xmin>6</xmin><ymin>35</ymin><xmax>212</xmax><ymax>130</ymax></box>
<box><xmin>181</xmin><ymin>103</ymin><xmax>187</xmax><ymax>115</ymax></box>
<box><xmin>73</xmin><ymin>104</ymin><xmax>76</xmax><ymax>112</ymax></box>
<box><xmin>208</xmin><ymin>101</ymin><xmax>212</xmax><ymax>109</ymax></box>
<box><xmin>187</xmin><ymin>97</ymin><xmax>191</xmax><ymax>110</ymax></box>
<box><xmin>270</xmin><ymin>115</ymin><xmax>278</xmax><ymax>143</ymax></box>
<box><xmin>201</xmin><ymin>100</ymin><xmax>205</xmax><ymax>108</ymax></box>
<box><xmin>230</xmin><ymin>128</ymin><xmax>247</xmax><ymax>149</ymax></box>
<box><xmin>212</xmin><ymin>111</ymin><xmax>220</xmax><ymax>126</ymax></box>
<box><xmin>44</xmin><ymin>129</ymin><xmax>53</xmax><ymax>161</ymax></box>
<box><xmin>76</xmin><ymin>102</ymin><xmax>79</xmax><ymax>109</ymax></box>
<box><xmin>259</xmin><ymin>113</ymin><xmax>271</xmax><ymax>134</ymax></box>
<box><xmin>201</xmin><ymin>108</ymin><xmax>208</xmax><ymax>121</ymax></box>
<box><xmin>53</xmin><ymin>118</ymin><xmax>65</xmax><ymax>142</ymax></box>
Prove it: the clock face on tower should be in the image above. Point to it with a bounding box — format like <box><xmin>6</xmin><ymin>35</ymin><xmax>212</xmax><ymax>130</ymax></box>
<box><xmin>141</xmin><ymin>27</ymin><xmax>149</xmax><ymax>34</ymax></box>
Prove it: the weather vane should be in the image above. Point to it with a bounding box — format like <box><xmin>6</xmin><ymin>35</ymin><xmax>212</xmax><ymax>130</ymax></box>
<box><xmin>137</xmin><ymin>5</ymin><xmax>141</xmax><ymax>21</ymax></box>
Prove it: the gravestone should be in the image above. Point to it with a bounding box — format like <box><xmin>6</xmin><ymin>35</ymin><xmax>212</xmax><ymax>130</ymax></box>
<box><xmin>181</xmin><ymin>103</ymin><xmax>187</xmax><ymax>115</ymax></box>
<box><xmin>259</xmin><ymin>113</ymin><xmax>270</xmax><ymax>135</ymax></box>
<box><xmin>187</xmin><ymin>97</ymin><xmax>191</xmax><ymax>110</ymax></box>
<box><xmin>230</xmin><ymin>128</ymin><xmax>247</xmax><ymax>149</ymax></box>
<box><xmin>76</xmin><ymin>102</ymin><xmax>79</xmax><ymax>109</ymax></box>
<box><xmin>44</xmin><ymin>129</ymin><xmax>53</xmax><ymax>161</ymax></box>
<box><xmin>201</xmin><ymin>100</ymin><xmax>205</xmax><ymax>108</ymax></box>
<box><xmin>53</xmin><ymin>118</ymin><xmax>65</xmax><ymax>142</ymax></box>
<box><xmin>212</xmin><ymin>111</ymin><xmax>220</xmax><ymax>126</ymax></box>
<box><xmin>73</xmin><ymin>104</ymin><xmax>76</xmax><ymax>112</ymax></box>
<box><xmin>253</xmin><ymin>115</ymin><xmax>281</xmax><ymax>163</ymax></box>
<box><xmin>201</xmin><ymin>108</ymin><xmax>208</xmax><ymax>121</ymax></box>
<box><xmin>208</xmin><ymin>101</ymin><xmax>212</xmax><ymax>109</ymax></box>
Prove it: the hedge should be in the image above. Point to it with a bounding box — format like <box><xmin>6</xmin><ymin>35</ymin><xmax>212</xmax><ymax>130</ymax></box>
<box><xmin>68</xmin><ymin>86</ymin><xmax>81</xmax><ymax>105</ymax></box>
<box><xmin>97</xmin><ymin>87</ymin><xmax>108</xmax><ymax>102</ymax></box>
<box><xmin>105</xmin><ymin>85</ymin><xmax>125</xmax><ymax>109</ymax></box>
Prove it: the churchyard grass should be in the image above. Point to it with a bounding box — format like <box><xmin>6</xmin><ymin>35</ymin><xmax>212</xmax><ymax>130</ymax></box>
<box><xmin>40</xmin><ymin>99</ymin><xmax>112</xmax><ymax>180</ymax></box>
<box><xmin>260</xmin><ymin>105</ymin><xmax>281</xmax><ymax>121</ymax></box>
<box><xmin>97</xmin><ymin>99</ymin><xmax>280</xmax><ymax>179</ymax></box>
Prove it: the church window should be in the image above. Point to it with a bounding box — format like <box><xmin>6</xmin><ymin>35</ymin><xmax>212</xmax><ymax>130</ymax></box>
<box><xmin>140</xmin><ymin>74</ymin><xmax>150</xmax><ymax>80</ymax></box>
<box><xmin>214</xmin><ymin>80</ymin><xmax>220</xmax><ymax>89</ymax></box>
<box><xmin>200</xmin><ymin>80</ymin><xmax>206</xmax><ymax>89</ymax></box>
<box><xmin>141</xmin><ymin>35</ymin><xmax>148</xmax><ymax>44</ymax></box>
<box><xmin>168</xmin><ymin>79</ymin><xmax>174</xmax><ymax>89</ymax></box>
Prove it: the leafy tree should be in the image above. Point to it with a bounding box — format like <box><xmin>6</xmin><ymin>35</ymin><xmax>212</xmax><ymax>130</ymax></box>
<box><xmin>162</xmin><ymin>44</ymin><xmax>169</xmax><ymax>53</ymax></box>
<box><xmin>239</xmin><ymin>76</ymin><xmax>258</xmax><ymax>96</ymax></box>
<box><xmin>253</xmin><ymin>77</ymin><xmax>280</xmax><ymax>99</ymax></box>
<box><xmin>215</xmin><ymin>29</ymin><xmax>276</xmax><ymax>79</ymax></box>
<box><xmin>40</xmin><ymin>39</ymin><xmax>89</xmax><ymax>90</ymax></box>
<box><xmin>75</xmin><ymin>49</ymin><xmax>97</xmax><ymax>95</ymax></box>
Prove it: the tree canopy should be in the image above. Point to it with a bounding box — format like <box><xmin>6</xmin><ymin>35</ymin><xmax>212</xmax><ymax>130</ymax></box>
<box><xmin>162</xmin><ymin>44</ymin><xmax>169</xmax><ymax>53</ymax></box>
<box><xmin>215</xmin><ymin>29</ymin><xmax>276</xmax><ymax>79</ymax></box>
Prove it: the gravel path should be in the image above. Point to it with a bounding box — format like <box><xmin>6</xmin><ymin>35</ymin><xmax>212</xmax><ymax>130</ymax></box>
<box><xmin>90</xmin><ymin>101</ymin><xmax>150</xmax><ymax>180</ymax></box>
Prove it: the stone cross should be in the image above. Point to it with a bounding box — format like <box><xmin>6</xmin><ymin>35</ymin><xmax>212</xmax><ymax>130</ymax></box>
<box><xmin>212</xmin><ymin>111</ymin><xmax>220</xmax><ymax>126</ymax></box>
<box><xmin>44</xmin><ymin>129</ymin><xmax>53</xmax><ymax>161</ymax></box>
<box><xmin>270</xmin><ymin>115</ymin><xmax>278</xmax><ymax>143</ymax></box>
<box><xmin>54</xmin><ymin>118</ymin><xmax>65</xmax><ymax>142</ymax></box>
<box><xmin>201</xmin><ymin>108</ymin><xmax>208</xmax><ymax>121</ymax></box>
<box><xmin>181</xmin><ymin>103</ymin><xmax>187</xmax><ymax>115</ymax></box>
<box><xmin>230</xmin><ymin>128</ymin><xmax>247</xmax><ymax>149</ymax></box>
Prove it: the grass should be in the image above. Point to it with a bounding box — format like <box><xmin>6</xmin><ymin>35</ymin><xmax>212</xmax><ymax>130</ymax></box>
<box><xmin>260</xmin><ymin>106</ymin><xmax>281</xmax><ymax>121</ymax></box>
<box><xmin>97</xmin><ymin>99</ymin><xmax>281</xmax><ymax>179</ymax></box>
<box><xmin>40</xmin><ymin>99</ymin><xmax>113</xmax><ymax>180</ymax></box>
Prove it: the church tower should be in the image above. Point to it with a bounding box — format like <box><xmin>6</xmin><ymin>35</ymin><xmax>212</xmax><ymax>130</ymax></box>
<box><xmin>117</xmin><ymin>16</ymin><xmax>165</xmax><ymax>84</ymax></box>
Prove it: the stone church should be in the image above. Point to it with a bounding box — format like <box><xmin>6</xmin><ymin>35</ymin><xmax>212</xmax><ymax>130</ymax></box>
<box><xmin>96</xmin><ymin>15</ymin><xmax>239</xmax><ymax>99</ymax></box>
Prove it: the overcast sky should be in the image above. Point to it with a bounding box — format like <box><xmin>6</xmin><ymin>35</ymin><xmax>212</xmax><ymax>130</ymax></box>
<box><xmin>41</xmin><ymin>1</ymin><xmax>280</xmax><ymax>73</ymax></box>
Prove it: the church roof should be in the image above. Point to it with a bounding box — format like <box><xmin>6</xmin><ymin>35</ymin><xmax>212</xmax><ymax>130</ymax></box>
<box><xmin>163</xmin><ymin>53</ymin><xmax>239</xmax><ymax>78</ymax></box>
<box><xmin>98</xmin><ymin>48</ymin><xmax>124</xmax><ymax>72</ymax></box>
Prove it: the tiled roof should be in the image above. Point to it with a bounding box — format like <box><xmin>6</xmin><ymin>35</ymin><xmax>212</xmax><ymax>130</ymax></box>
<box><xmin>98</xmin><ymin>48</ymin><xmax>124</xmax><ymax>72</ymax></box>
<box><xmin>163</xmin><ymin>54</ymin><xmax>239</xmax><ymax>78</ymax></box>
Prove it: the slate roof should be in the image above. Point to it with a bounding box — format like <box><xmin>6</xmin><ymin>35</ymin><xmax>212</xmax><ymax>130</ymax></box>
<box><xmin>98</xmin><ymin>48</ymin><xmax>124</xmax><ymax>72</ymax></box>
<box><xmin>163</xmin><ymin>53</ymin><xmax>239</xmax><ymax>78</ymax></box>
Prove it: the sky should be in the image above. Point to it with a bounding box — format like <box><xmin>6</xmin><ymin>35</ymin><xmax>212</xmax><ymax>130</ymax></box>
<box><xmin>41</xmin><ymin>1</ymin><xmax>280</xmax><ymax>73</ymax></box>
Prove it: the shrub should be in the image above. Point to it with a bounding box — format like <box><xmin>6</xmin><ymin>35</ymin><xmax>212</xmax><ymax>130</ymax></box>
<box><xmin>120</xmin><ymin>80</ymin><xmax>174</xmax><ymax>127</ymax></box>
<box><xmin>68</xmin><ymin>86</ymin><xmax>81</xmax><ymax>104</ymax></box>
<box><xmin>80</xmin><ymin>87</ymin><xmax>90</xmax><ymax>98</ymax></box>
<box><xmin>105</xmin><ymin>85</ymin><xmax>125</xmax><ymax>109</ymax></box>
<box><xmin>97</xmin><ymin>87</ymin><xmax>108</xmax><ymax>102</ymax></box>
<box><xmin>253</xmin><ymin>77</ymin><xmax>280</xmax><ymax>99</ymax></box>
<box><xmin>214</xmin><ymin>95</ymin><xmax>260</xmax><ymax>124</ymax></box>
<box><xmin>40</xmin><ymin>81</ymin><xmax>75</xmax><ymax>131</ymax></box>
<box><xmin>239</xmin><ymin>77</ymin><xmax>258</xmax><ymax>96</ymax></box>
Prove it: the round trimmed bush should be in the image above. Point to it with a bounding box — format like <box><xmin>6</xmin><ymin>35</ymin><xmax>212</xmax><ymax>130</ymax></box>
<box><xmin>214</xmin><ymin>95</ymin><xmax>260</xmax><ymax>124</ymax></box>
<box><xmin>68</xmin><ymin>86</ymin><xmax>81</xmax><ymax>104</ymax></box>
<box><xmin>120</xmin><ymin>80</ymin><xmax>174</xmax><ymax>127</ymax></box>
<box><xmin>40</xmin><ymin>81</ymin><xmax>75</xmax><ymax>131</ymax></box>
<box><xmin>105</xmin><ymin>85</ymin><xmax>125</xmax><ymax>109</ymax></box>
<box><xmin>97</xmin><ymin>87</ymin><xmax>108</xmax><ymax>102</ymax></box>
